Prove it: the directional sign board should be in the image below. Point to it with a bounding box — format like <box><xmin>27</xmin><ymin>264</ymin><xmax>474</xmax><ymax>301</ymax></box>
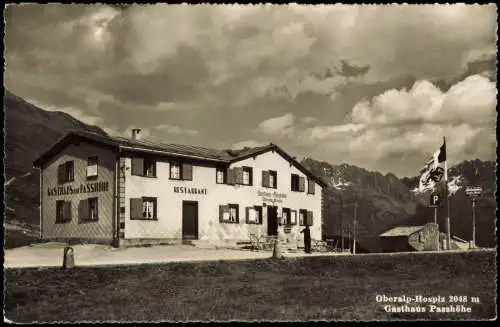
<box><xmin>429</xmin><ymin>193</ymin><xmax>441</xmax><ymax>207</ymax></box>
<box><xmin>465</xmin><ymin>187</ymin><xmax>482</xmax><ymax>197</ymax></box>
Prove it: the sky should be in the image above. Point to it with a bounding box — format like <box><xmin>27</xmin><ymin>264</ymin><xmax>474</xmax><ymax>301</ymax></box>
<box><xmin>4</xmin><ymin>4</ymin><xmax>498</xmax><ymax>177</ymax></box>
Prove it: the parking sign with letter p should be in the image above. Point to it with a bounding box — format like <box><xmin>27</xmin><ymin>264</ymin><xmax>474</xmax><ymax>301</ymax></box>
<box><xmin>430</xmin><ymin>193</ymin><xmax>441</xmax><ymax>207</ymax></box>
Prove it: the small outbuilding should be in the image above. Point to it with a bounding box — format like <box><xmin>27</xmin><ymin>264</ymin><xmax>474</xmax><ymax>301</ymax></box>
<box><xmin>379</xmin><ymin>223</ymin><xmax>441</xmax><ymax>253</ymax></box>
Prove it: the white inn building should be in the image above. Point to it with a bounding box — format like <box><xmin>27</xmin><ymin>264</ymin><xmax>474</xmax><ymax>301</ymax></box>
<box><xmin>33</xmin><ymin>129</ymin><xmax>327</xmax><ymax>248</ymax></box>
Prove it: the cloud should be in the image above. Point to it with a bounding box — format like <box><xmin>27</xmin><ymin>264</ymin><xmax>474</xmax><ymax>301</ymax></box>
<box><xmin>350</xmin><ymin>74</ymin><xmax>496</xmax><ymax>126</ymax></box>
<box><xmin>262</xmin><ymin>74</ymin><xmax>496</xmax><ymax>176</ymax></box>
<box><xmin>26</xmin><ymin>98</ymin><xmax>105</xmax><ymax>127</ymax></box>
<box><xmin>155</xmin><ymin>124</ymin><xmax>199</xmax><ymax>136</ymax></box>
<box><xmin>256</xmin><ymin>113</ymin><xmax>295</xmax><ymax>137</ymax></box>
<box><xmin>231</xmin><ymin>140</ymin><xmax>266</xmax><ymax>149</ymax></box>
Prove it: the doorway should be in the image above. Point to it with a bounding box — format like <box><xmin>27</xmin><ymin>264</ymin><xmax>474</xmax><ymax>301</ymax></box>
<box><xmin>182</xmin><ymin>201</ymin><xmax>198</xmax><ymax>240</ymax></box>
<box><xmin>267</xmin><ymin>206</ymin><xmax>278</xmax><ymax>236</ymax></box>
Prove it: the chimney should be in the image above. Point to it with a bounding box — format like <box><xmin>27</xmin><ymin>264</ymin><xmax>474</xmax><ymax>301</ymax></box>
<box><xmin>131</xmin><ymin>128</ymin><xmax>142</xmax><ymax>140</ymax></box>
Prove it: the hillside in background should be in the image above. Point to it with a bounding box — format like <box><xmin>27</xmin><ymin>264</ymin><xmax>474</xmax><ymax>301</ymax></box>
<box><xmin>4</xmin><ymin>90</ymin><xmax>107</xmax><ymax>228</ymax></box>
<box><xmin>301</xmin><ymin>159</ymin><xmax>419</xmax><ymax>251</ymax></box>
<box><xmin>302</xmin><ymin>158</ymin><xmax>496</xmax><ymax>249</ymax></box>
<box><xmin>3</xmin><ymin>90</ymin><xmax>497</xmax><ymax>250</ymax></box>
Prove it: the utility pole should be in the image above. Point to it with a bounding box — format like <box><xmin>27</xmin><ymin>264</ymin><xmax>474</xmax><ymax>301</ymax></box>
<box><xmin>340</xmin><ymin>194</ymin><xmax>344</xmax><ymax>252</ymax></box>
<box><xmin>471</xmin><ymin>198</ymin><xmax>476</xmax><ymax>249</ymax></box>
<box><xmin>353</xmin><ymin>198</ymin><xmax>357</xmax><ymax>255</ymax></box>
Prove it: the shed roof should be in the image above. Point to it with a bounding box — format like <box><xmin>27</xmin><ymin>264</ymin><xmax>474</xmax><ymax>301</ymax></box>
<box><xmin>33</xmin><ymin>130</ymin><xmax>327</xmax><ymax>187</ymax></box>
<box><xmin>379</xmin><ymin>226</ymin><xmax>424</xmax><ymax>237</ymax></box>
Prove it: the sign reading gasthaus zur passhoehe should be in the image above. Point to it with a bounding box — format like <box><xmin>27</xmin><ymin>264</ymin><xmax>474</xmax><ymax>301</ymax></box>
<box><xmin>47</xmin><ymin>181</ymin><xmax>109</xmax><ymax>196</ymax></box>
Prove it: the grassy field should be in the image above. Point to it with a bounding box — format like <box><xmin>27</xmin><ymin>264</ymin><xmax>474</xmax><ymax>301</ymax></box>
<box><xmin>4</xmin><ymin>250</ymin><xmax>496</xmax><ymax>322</ymax></box>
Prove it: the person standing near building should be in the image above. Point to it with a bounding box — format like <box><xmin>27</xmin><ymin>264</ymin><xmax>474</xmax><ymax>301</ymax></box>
<box><xmin>300</xmin><ymin>225</ymin><xmax>311</xmax><ymax>253</ymax></box>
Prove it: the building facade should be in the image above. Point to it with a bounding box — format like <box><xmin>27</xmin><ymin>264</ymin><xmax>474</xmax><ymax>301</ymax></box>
<box><xmin>34</xmin><ymin>130</ymin><xmax>326</xmax><ymax>248</ymax></box>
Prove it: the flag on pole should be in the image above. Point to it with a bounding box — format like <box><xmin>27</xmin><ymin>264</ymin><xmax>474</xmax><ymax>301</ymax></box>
<box><xmin>417</xmin><ymin>139</ymin><xmax>447</xmax><ymax>192</ymax></box>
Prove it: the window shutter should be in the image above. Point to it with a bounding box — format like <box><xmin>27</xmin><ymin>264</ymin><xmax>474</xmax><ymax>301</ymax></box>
<box><xmin>306</xmin><ymin>210</ymin><xmax>313</xmax><ymax>226</ymax></box>
<box><xmin>130</xmin><ymin>198</ymin><xmax>143</xmax><ymax>219</ymax></box>
<box><xmin>308</xmin><ymin>179</ymin><xmax>315</xmax><ymax>194</ymax></box>
<box><xmin>226</xmin><ymin>169</ymin><xmax>235</xmax><ymax>185</ymax></box>
<box><xmin>182</xmin><ymin>163</ymin><xmax>193</xmax><ymax>180</ymax></box>
<box><xmin>254</xmin><ymin>206</ymin><xmax>261</xmax><ymax>224</ymax></box>
<box><xmin>219</xmin><ymin>205</ymin><xmax>229</xmax><ymax>222</ymax></box>
<box><xmin>273</xmin><ymin>172</ymin><xmax>277</xmax><ymax>188</ymax></box>
<box><xmin>262</xmin><ymin>170</ymin><xmax>269</xmax><ymax>187</ymax></box>
<box><xmin>152</xmin><ymin>198</ymin><xmax>158</xmax><ymax>219</ymax></box>
<box><xmin>57</xmin><ymin>164</ymin><xmax>65</xmax><ymax>183</ymax></box>
<box><xmin>235</xmin><ymin>167</ymin><xmax>244</xmax><ymax>184</ymax></box>
<box><xmin>64</xmin><ymin>201</ymin><xmax>72</xmax><ymax>222</ymax></box>
<box><xmin>246</xmin><ymin>206</ymin><xmax>250</xmax><ymax>223</ymax></box>
<box><xmin>78</xmin><ymin>199</ymin><xmax>89</xmax><ymax>221</ymax></box>
<box><xmin>131</xmin><ymin>158</ymin><xmax>144</xmax><ymax>176</ymax></box>
<box><xmin>299</xmin><ymin>177</ymin><xmax>306</xmax><ymax>192</ymax></box>
<box><xmin>291</xmin><ymin>210</ymin><xmax>297</xmax><ymax>225</ymax></box>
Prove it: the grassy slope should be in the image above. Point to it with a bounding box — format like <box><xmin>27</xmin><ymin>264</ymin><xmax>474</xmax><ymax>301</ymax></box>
<box><xmin>4</xmin><ymin>251</ymin><xmax>496</xmax><ymax>322</ymax></box>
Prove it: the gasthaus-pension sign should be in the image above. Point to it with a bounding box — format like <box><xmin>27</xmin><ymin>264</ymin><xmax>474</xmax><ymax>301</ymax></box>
<box><xmin>258</xmin><ymin>190</ymin><xmax>287</xmax><ymax>204</ymax></box>
<box><xmin>47</xmin><ymin>181</ymin><xmax>110</xmax><ymax>196</ymax></box>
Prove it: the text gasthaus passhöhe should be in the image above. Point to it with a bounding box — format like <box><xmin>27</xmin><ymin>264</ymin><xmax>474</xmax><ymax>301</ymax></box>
<box><xmin>47</xmin><ymin>181</ymin><xmax>109</xmax><ymax>196</ymax></box>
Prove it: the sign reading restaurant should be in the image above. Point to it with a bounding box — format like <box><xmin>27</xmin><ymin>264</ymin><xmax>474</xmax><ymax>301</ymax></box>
<box><xmin>47</xmin><ymin>181</ymin><xmax>109</xmax><ymax>196</ymax></box>
<box><xmin>258</xmin><ymin>190</ymin><xmax>287</xmax><ymax>204</ymax></box>
<box><xmin>173</xmin><ymin>186</ymin><xmax>208</xmax><ymax>195</ymax></box>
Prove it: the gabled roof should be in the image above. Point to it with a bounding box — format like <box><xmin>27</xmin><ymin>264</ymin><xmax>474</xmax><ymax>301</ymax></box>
<box><xmin>379</xmin><ymin>226</ymin><xmax>424</xmax><ymax>237</ymax></box>
<box><xmin>33</xmin><ymin>130</ymin><xmax>327</xmax><ymax>187</ymax></box>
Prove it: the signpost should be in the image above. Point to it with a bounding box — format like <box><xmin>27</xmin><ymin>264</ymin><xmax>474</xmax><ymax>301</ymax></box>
<box><xmin>429</xmin><ymin>192</ymin><xmax>442</xmax><ymax>224</ymax></box>
<box><xmin>429</xmin><ymin>192</ymin><xmax>442</xmax><ymax>251</ymax></box>
<box><xmin>465</xmin><ymin>186</ymin><xmax>482</xmax><ymax>249</ymax></box>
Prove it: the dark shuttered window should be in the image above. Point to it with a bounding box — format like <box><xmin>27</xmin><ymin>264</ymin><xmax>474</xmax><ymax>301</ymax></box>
<box><xmin>131</xmin><ymin>157</ymin><xmax>156</xmax><ymax>177</ymax></box>
<box><xmin>307</xmin><ymin>178</ymin><xmax>315</xmax><ymax>194</ymax></box>
<box><xmin>56</xmin><ymin>200</ymin><xmax>72</xmax><ymax>223</ymax></box>
<box><xmin>58</xmin><ymin>161</ymin><xmax>74</xmax><ymax>183</ymax></box>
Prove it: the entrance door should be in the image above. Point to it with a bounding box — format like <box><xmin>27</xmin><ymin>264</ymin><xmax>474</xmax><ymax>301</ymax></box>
<box><xmin>182</xmin><ymin>201</ymin><xmax>198</xmax><ymax>240</ymax></box>
<box><xmin>267</xmin><ymin>206</ymin><xmax>278</xmax><ymax>236</ymax></box>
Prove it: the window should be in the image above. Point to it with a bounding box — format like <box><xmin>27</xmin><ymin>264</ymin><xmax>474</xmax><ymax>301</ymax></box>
<box><xmin>58</xmin><ymin>161</ymin><xmax>74</xmax><ymax>183</ymax></box>
<box><xmin>290</xmin><ymin>210</ymin><xmax>297</xmax><ymax>225</ymax></box>
<box><xmin>262</xmin><ymin>170</ymin><xmax>277</xmax><ymax>188</ymax></box>
<box><xmin>130</xmin><ymin>197</ymin><xmax>157</xmax><ymax>220</ymax></box>
<box><xmin>291</xmin><ymin>174</ymin><xmax>305</xmax><ymax>192</ymax></box>
<box><xmin>131</xmin><ymin>157</ymin><xmax>157</xmax><ymax>177</ymax></box>
<box><xmin>56</xmin><ymin>200</ymin><xmax>71</xmax><ymax>223</ymax></box>
<box><xmin>307</xmin><ymin>178</ymin><xmax>315</xmax><ymax>194</ymax></box>
<box><xmin>242</xmin><ymin>167</ymin><xmax>253</xmax><ymax>185</ymax></box>
<box><xmin>89</xmin><ymin>198</ymin><xmax>98</xmax><ymax>220</ymax></box>
<box><xmin>219</xmin><ymin>204</ymin><xmax>239</xmax><ymax>223</ymax></box>
<box><xmin>246</xmin><ymin>206</ymin><xmax>263</xmax><ymax>224</ymax></box>
<box><xmin>87</xmin><ymin>156</ymin><xmax>98</xmax><ymax>178</ymax></box>
<box><xmin>216</xmin><ymin>167</ymin><xmax>226</xmax><ymax>184</ymax></box>
<box><xmin>78</xmin><ymin>197</ymin><xmax>99</xmax><ymax>221</ymax></box>
<box><xmin>170</xmin><ymin>161</ymin><xmax>181</xmax><ymax>179</ymax></box>
<box><xmin>170</xmin><ymin>161</ymin><xmax>193</xmax><ymax>180</ymax></box>
<box><xmin>144</xmin><ymin>158</ymin><xmax>156</xmax><ymax>177</ymax></box>
<box><xmin>299</xmin><ymin>209</ymin><xmax>307</xmax><ymax>226</ymax></box>
<box><xmin>282</xmin><ymin>208</ymin><xmax>291</xmax><ymax>225</ymax></box>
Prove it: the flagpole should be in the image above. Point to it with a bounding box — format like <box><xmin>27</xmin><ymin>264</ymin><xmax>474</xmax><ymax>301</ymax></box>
<box><xmin>444</xmin><ymin>136</ymin><xmax>451</xmax><ymax>250</ymax></box>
